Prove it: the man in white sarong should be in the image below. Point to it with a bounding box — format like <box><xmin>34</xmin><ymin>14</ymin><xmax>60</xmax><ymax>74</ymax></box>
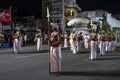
<box><xmin>76</xmin><ymin>32</ymin><xmax>83</xmax><ymax>53</ymax></box>
<box><xmin>69</xmin><ymin>29</ymin><xmax>77</xmax><ymax>54</ymax></box>
<box><xmin>89</xmin><ymin>30</ymin><xmax>97</xmax><ymax>60</ymax></box>
<box><xmin>24</xmin><ymin>32</ymin><xmax>27</xmax><ymax>44</ymax></box>
<box><xmin>50</xmin><ymin>25</ymin><xmax>61</xmax><ymax>76</ymax></box>
<box><xmin>69</xmin><ymin>32</ymin><xmax>73</xmax><ymax>51</ymax></box>
<box><xmin>63</xmin><ymin>32</ymin><xmax>68</xmax><ymax>48</ymax></box>
<box><xmin>13</xmin><ymin>27</ymin><xmax>21</xmax><ymax>54</ymax></box>
<box><xmin>99</xmin><ymin>31</ymin><xmax>106</xmax><ymax>56</ymax></box>
<box><xmin>105</xmin><ymin>33</ymin><xmax>112</xmax><ymax>53</ymax></box>
<box><xmin>36</xmin><ymin>29</ymin><xmax>42</xmax><ymax>52</ymax></box>
<box><xmin>111</xmin><ymin>33</ymin><xmax>116</xmax><ymax>53</ymax></box>
<box><xmin>84</xmin><ymin>33</ymin><xmax>90</xmax><ymax>49</ymax></box>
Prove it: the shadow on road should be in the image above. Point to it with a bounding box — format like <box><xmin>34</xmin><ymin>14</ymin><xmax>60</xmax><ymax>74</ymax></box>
<box><xmin>105</xmin><ymin>53</ymin><xmax>120</xmax><ymax>56</ymax></box>
<box><xmin>20</xmin><ymin>50</ymin><xmax>49</xmax><ymax>54</ymax></box>
<box><xmin>96</xmin><ymin>57</ymin><xmax>120</xmax><ymax>60</ymax></box>
<box><xmin>60</xmin><ymin>71</ymin><xmax>120</xmax><ymax>77</ymax></box>
<box><xmin>78</xmin><ymin>51</ymin><xmax>90</xmax><ymax>54</ymax></box>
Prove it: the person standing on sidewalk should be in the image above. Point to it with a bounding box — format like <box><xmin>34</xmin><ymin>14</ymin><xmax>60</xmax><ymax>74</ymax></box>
<box><xmin>36</xmin><ymin>29</ymin><xmax>42</xmax><ymax>52</ymax></box>
<box><xmin>50</xmin><ymin>25</ymin><xmax>61</xmax><ymax>75</ymax></box>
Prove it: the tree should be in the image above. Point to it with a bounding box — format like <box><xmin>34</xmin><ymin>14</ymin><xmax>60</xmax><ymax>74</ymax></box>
<box><xmin>102</xmin><ymin>22</ymin><xmax>111</xmax><ymax>32</ymax></box>
<box><xmin>112</xmin><ymin>27</ymin><xmax>120</xmax><ymax>32</ymax></box>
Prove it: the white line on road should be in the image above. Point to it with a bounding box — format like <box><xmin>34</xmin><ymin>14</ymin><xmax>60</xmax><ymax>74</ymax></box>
<box><xmin>15</xmin><ymin>53</ymin><xmax>47</xmax><ymax>59</ymax></box>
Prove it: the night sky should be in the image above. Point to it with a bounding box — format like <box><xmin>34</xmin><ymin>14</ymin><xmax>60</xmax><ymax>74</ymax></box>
<box><xmin>0</xmin><ymin>0</ymin><xmax>120</xmax><ymax>15</ymax></box>
<box><xmin>0</xmin><ymin>0</ymin><xmax>42</xmax><ymax>15</ymax></box>
<box><xmin>77</xmin><ymin>0</ymin><xmax>120</xmax><ymax>14</ymax></box>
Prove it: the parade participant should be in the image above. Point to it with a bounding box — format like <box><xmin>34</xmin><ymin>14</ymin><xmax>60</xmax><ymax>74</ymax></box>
<box><xmin>13</xmin><ymin>27</ymin><xmax>21</xmax><ymax>54</ymax></box>
<box><xmin>105</xmin><ymin>33</ymin><xmax>112</xmax><ymax>53</ymax></box>
<box><xmin>76</xmin><ymin>32</ymin><xmax>83</xmax><ymax>53</ymax></box>
<box><xmin>36</xmin><ymin>29</ymin><xmax>42</xmax><ymax>52</ymax></box>
<box><xmin>69</xmin><ymin>29</ymin><xmax>77</xmax><ymax>54</ymax></box>
<box><xmin>111</xmin><ymin>33</ymin><xmax>116</xmax><ymax>53</ymax></box>
<box><xmin>19</xmin><ymin>32</ymin><xmax>22</xmax><ymax>49</ymax></box>
<box><xmin>43</xmin><ymin>33</ymin><xmax>47</xmax><ymax>43</ymax></box>
<box><xmin>97</xmin><ymin>31</ymin><xmax>101</xmax><ymax>43</ymax></box>
<box><xmin>89</xmin><ymin>30</ymin><xmax>98</xmax><ymax>60</ymax></box>
<box><xmin>97</xmin><ymin>31</ymin><xmax>101</xmax><ymax>48</ymax></box>
<box><xmin>99</xmin><ymin>31</ymin><xmax>106</xmax><ymax>56</ymax></box>
<box><xmin>69</xmin><ymin>31</ymin><xmax>73</xmax><ymax>51</ymax></box>
<box><xmin>24</xmin><ymin>32</ymin><xmax>27</xmax><ymax>44</ymax></box>
<box><xmin>84</xmin><ymin>33</ymin><xmax>90</xmax><ymax>49</ymax></box>
<box><xmin>50</xmin><ymin>25</ymin><xmax>61</xmax><ymax>75</ymax></box>
<box><xmin>63</xmin><ymin>31</ymin><xmax>68</xmax><ymax>48</ymax></box>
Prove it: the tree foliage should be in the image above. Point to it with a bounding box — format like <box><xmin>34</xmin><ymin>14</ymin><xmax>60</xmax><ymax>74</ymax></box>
<box><xmin>102</xmin><ymin>22</ymin><xmax>120</xmax><ymax>33</ymax></box>
<box><xmin>112</xmin><ymin>27</ymin><xmax>120</xmax><ymax>32</ymax></box>
<box><xmin>102</xmin><ymin>22</ymin><xmax>111</xmax><ymax>32</ymax></box>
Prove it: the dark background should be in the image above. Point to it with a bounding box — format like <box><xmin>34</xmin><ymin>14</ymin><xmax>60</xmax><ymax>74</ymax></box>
<box><xmin>0</xmin><ymin>0</ymin><xmax>120</xmax><ymax>15</ymax></box>
<box><xmin>77</xmin><ymin>0</ymin><xmax>120</xmax><ymax>14</ymax></box>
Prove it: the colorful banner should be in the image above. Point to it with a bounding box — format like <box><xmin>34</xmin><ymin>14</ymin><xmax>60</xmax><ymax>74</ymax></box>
<box><xmin>0</xmin><ymin>9</ymin><xmax>11</xmax><ymax>23</ymax></box>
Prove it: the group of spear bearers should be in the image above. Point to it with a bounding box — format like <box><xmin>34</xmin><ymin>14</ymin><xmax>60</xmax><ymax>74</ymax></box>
<box><xmin>12</xmin><ymin>25</ymin><xmax>116</xmax><ymax>76</ymax></box>
<box><xmin>39</xmin><ymin>27</ymin><xmax>116</xmax><ymax>75</ymax></box>
<box><xmin>63</xmin><ymin>29</ymin><xmax>116</xmax><ymax>60</ymax></box>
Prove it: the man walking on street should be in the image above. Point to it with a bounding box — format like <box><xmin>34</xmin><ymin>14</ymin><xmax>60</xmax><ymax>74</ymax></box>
<box><xmin>13</xmin><ymin>27</ymin><xmax>21</xmax><ymax>54</ymax></box>
<box><xmin>84</xmin><ymin>33</ymin><xmax>90</xmax><ymax>49</ymax></box>
<box><xmin>36</xmin><ymin>29</ymin><xmax>42</xmax><ymax>52</ymax></box>
<box><xmin>50</xmin><ymin>24</ymin><xmax>62</xmax><ymax>76</ymax></box>
<box><xmin>99</xmin><ymin>31</ymin><xmax>106</xmax><ymax>56</ymax></box>
<box><xmin>89</xmin><ymin>30</ymin><xmax>98</xmax><ymax>60</ymax></box>
<box><xmin>76</xmin><ymin>32</ymin><xmax>83</xmax><ymax>53</ymax></box>
<box><xmin>63</xmin><ymin>32</ymin><xmax>68</xmax><ymax>48</ymax></box>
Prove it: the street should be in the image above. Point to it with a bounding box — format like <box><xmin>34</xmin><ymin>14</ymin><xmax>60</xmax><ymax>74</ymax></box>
<box><xmin>0</xmin><ymin>44</ymin><xmax>120</xmax><ymax>80</ymax></box>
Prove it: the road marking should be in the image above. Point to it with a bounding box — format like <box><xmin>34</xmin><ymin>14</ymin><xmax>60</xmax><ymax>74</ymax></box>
<box><xmin>15</xmin><ymin>53</ymin><xmax>47</xmax><ymax>59</ymax></box>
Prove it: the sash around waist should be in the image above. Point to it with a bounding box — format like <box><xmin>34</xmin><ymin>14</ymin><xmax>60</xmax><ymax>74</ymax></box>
<box><xmin>51</xmin><ymin>43</ymin><xmax>60</xmax><ymax>48</ymax></box>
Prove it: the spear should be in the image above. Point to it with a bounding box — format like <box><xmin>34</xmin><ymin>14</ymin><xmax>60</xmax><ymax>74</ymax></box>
<box><xmin>46</xmin><ymin>7</ymin><xmax>51</xmax><ymax>74</ymax></box>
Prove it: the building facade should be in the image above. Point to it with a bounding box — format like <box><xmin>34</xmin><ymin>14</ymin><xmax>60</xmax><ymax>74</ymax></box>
<box><xmin>78</xmin><ymin>10</ymin><xmax>120</xmax><ymax>28</ymax></box>
<box><xmin>42</xmin><ymin>0</ymin><xmax>81</xmax><ymax>32</ymax></box>
<box><xmin>106</xmin><ymin>12</ymin><xmax>120</xmax><ymax>28</ymax></box>
<box><xmin>78</xmin><ymin>10</ymin><xmax>105</xmax><ymax>18</ymax></box>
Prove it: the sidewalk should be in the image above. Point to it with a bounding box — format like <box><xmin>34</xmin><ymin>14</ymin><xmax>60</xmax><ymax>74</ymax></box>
<box><xmin>115</xmin><ymin>42</ymin><xmax>120</xmax><ymax>47</ymax></box>
<box><xmin>0</xmin><ymin>41</ymin><xmax>119</xmax><ymax>53</ymax></box>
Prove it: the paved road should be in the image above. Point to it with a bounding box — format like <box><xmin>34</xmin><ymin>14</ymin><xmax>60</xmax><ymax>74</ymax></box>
<box><xmin>0</xmin><ymin>44</ymin><xmax>120</xmax><ymax>80</ymax></box>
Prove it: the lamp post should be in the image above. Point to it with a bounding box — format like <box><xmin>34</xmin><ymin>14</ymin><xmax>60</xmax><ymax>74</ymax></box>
<box><xmin>46</xmin><ymin>7</ymin><xmax>51</xmax><ymax>74</ymax></box>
